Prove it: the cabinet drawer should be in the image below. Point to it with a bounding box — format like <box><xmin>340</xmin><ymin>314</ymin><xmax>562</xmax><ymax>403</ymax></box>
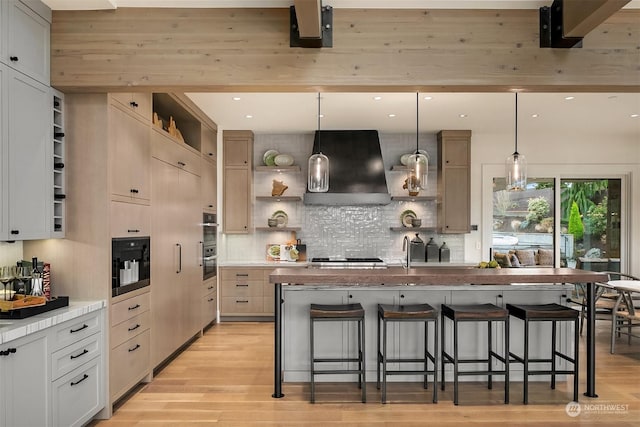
<box><xmin>110</xmin><ymin>309</ymin><xmax>151</xmax><ymax>349</ymax></box>
<box><xmin>110</xmin><ymin>201</ymin><xmax>150</xmax><ymax>237</ymax></box>
<box><xmin>51</xmin><ymin>311</ymin><xmax>102</xmax><ymax>353</ymax></box>
<box><xmin>220</xmin><ymin>268</ymin><xmax>264</xmax><ymax>282</ymax></box>
<box><xmin>52</xmin><ymin>334</ymin><xmax>102</xmax><ymax>381</ymax></box>
<box><xmin>110</xmin><ymin>329</ymin><xmax>150</xmax><ymax>400</ymax></box>
<box><xmin>220</xmin><ymin>280</ymin><xmax>263</xmax><ymax>297</ymax></box>
<box><xmin>263</xmin><ymin>289</ymin><xmax>275</xmax><ymax>315</ymax></box>
<box><xmin>203</xmin><ymin>278</ymin><xmax>217</xmax><ymax>296</ymax></box>
<box><xmin>111</xmin><ymin>292</ymin><xmax>150</xmax><ymax>326</ymax></box>
<box><xmin>110</xmin><ymin>93</ymin><xmax>151</xmax><ymax>122</ymax></box>
<box><xmin>220</xmin><ymin>296</ymin><xmax>263</xmax><ymax>314</ymax></box>
<box><xmin>151</xmin><ymin>128</ymin><xmax>201</xmax><ymax>176</ymax></box>
<box><xmin>202</xmin><ymin>290</ymin><xmax>217</xmax><ymax>326</ymax></box>
<box><xmin>52</xmin><ymin>358</ymin><xmax>103</xmax><ymax>427</ymax></box>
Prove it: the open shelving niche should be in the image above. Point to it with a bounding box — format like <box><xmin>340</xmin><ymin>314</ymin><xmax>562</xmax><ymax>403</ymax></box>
<box><xmin>152</xmin><ymin>93</ymin><xmax>203</xmax><ymax>153</ymax></box>
<box><xmin>255</xmin><ymin>165</ymin><xmax>302</xmax><ymax>232</ymax></box>
<box><xmin>388</xmin><ymin>164</ymin><xmax>437</xmax><ymax>232</ymax></box>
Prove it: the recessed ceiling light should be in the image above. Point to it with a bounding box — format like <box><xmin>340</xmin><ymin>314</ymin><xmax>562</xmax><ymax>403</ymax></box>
<box><xmin>245</xmin><ymin>114</ymin><xmax>253</xmax><ymax>119</ymax></box>
<box><xmin>459</xmin><ymin>114</ymin><xmax>467</xmax><ymax>118</ymax></box>
<box><xmin>232</xmin><ymin>97</ymin><xmax>241</xmax><ymax>101</ymax></box>
<box><xmin>565</xmin><ymin>96</ymin><xmax>575</xmax><ymax>100</ymax></box>
<box><xmin>531</xmin><ymin>114</ymin><xmax>539</xmax><ymax>118</ymax></box>
<box><xmin>631</xmin><ymin>113</ymin><xmax>639</xmax><ymax>118</ymax></box>
<box><xmin>423</xmin><ymin>96</ymin><xmax>433</xmax><ymax>100</ymax></box>
<box><xmin>373</xmin><ymin>96</ymin><xmax>382</xmax><ymax>101</ymax></box>
<box><xmin>319</xmin><ymin>114</ymin><xmax>325</xmax><ymax>118</ymax></box>
<box><xmin>388</xmin><ymin>114</ymin><xmax>396</xmax><ymax>118</ymax></box>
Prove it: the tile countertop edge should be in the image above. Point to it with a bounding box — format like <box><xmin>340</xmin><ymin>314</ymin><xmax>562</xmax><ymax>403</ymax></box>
<box><xmin>0</xmin><ymin>300</ymin><xmax>106</xmax><ymax>345</ymax></box>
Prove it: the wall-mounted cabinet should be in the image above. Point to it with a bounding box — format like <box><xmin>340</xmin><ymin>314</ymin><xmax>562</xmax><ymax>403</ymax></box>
<box><xmin>2</xmin><ymin>0</ymin><xmax>51</xmax><ymax>85</ymax></box>
<box><xmin>111</xmin><ymin>93</ymin><xmax>151</xmax><ymax>123</ymax></box>
<box><xmin>437</xmin><ymin>130</ymin><xmax>471</xmax><ymax>234</ymax></box>
<box><xmin>223</xmin><ymin>130</ymin><xmax>253</xmax><ymax>234</ymax></box>
<box><xmin>0</xmin><ymin>65</ymin><xmax>52</xmax><ymax>240</ymax></box>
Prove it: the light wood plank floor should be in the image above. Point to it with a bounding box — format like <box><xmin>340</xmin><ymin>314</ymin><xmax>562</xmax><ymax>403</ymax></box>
<box><xmin>92</xmin><ymin>320</ymin><xmax>640</xmax><ymax>426</ymax></box>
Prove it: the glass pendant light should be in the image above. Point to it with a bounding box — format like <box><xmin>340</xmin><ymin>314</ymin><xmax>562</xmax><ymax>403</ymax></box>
<box><xmin>506</xmin><ymin>92</ymin><xmax>527</xmax><ymax>191</ymax></box>
<box><xmin>406</xmin><ymin>92</ymin><xmax>429</xmax><ymax>195</ymax></box>
<box><xmin>308</xmin><ymin>93</ymin><xmax>329</xmax><ymax>192</ymax></box>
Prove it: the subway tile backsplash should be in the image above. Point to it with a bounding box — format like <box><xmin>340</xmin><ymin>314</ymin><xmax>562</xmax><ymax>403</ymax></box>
<box><xmin>222</xmin><ymin>132</ymin><xmax>464</xmax><ymax>263</ymax></box>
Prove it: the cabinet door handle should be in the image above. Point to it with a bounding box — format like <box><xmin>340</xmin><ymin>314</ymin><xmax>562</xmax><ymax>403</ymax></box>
<box><xmin>128</xmin><ymin>324</ymin><xmax>141</xmax><ymax>332</ymax></box>
<box><xmin>70</xmin><ymin>349</ymin><xmax>89</xmax><ymax>360</ymax></box>
<box><xmin>130</xmin><ymin>188</ymin><xmax>139</xmax><ymax>194</ymax></box>
<box><xmin>9</xmin><ymin>56</ymin><xmax>18</xmax><ymax>62</ymax></box>
<box><xmin>207</xmin><ymin>286</ymin><xmax>215</xmax><ymax>290</ymax></box>
<box><xmin>177</xmin><ymin>161</ymin><xmax>186</xmax><ymax>167</ymax></box>
<box><xmin>127</xmin><ymin>229</ymin><xmax>140</xmax><ymax>233</ymax></box>
<box><xmin>208</xmin><ymin>298</ymin><xmax>215</xmax><ymax>302</ymax></box>
<box><xmin>236</xmin><ymin>284</ymin><xmax>249</xmax><ymax>287</ymax></box>
<box><xmin>70</xmin><ymin>324</ymin><xmax>89</xmax><ymax>333</ymax></box>
<box><xmin>176</xmin><ymin>243</ymin><xmax>182</xmax><ymax>273</ymax></box>
<box><xmin>0</xmin><ymin>348</ymin><xmax>17</xmax><ymax>356</ymax></box>
<box><xmin>208</xmin><ymin>204</ymin><xmax>213</xmax><ymax>208</ymax></box>
<box><xmin>128</xmin><ymin>344</ymin><xmax>141</xmax><ymax>352</ymax></box>
<box><xmin>208</xmin><ymin>152</ymin><xmax>214</xmax><ymax>156</ymax></box>
<box><xmin>129</xmin><ymin>101</ymin><xmax>139</xmax><ymax>108</ymax></box>
<box><xmin>236</xmin><ymin>300</ymin><xmax>249</xmax><ymax>303</ymax></box>
<box><xmin>10</xmin><ymin>230</ymin><xmax>19</xmax><ymax>235</ymax></box>
<box><xmin>236</xmin><ymin>273</ymin><xmax>248</xmax><ymax>277</ymax></box>
<box><xmin>128</xmin><ymin>304</ymin><xmax>141</xmax><ymax>311</ymax></box>
<box><xmin>70</xmin><ymin>374</ymin><xmax>89</xmax><ymax>386</ymax></box>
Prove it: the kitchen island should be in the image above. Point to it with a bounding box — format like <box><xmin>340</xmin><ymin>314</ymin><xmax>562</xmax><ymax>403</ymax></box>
<box><xmin>269</xmin><ymin>267</ymin><xmax>608</xmax><ymax>400</ymax></box>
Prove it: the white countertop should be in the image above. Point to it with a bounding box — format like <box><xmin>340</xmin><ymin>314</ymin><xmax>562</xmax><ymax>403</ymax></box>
<box><xmin>0</xmin><ymin>299</ymin><xmax>106</xmax><ymax>344</ymax></box>
<box><xmin>220</xmin><ymin>260</ymin><xmax>309</xmax><ymax>267</ymax></box>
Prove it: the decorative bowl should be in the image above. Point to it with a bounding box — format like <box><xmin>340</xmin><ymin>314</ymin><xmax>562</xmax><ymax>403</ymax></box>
<box><xmin>274</xmin><ymin>154</ymin><xmax>294</xmax><ymax>166</ymax></box>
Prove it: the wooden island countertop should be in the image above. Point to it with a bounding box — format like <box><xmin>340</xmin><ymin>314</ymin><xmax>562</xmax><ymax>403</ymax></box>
<box><xmin>268</xmin><ymin>266</ymin><xmax>608</xmax><ymax>400</ymax></box>
<box><xmin>269</xmin><ymin>266</ymin><xmax>608</xmax><ymax>286</ymax></box>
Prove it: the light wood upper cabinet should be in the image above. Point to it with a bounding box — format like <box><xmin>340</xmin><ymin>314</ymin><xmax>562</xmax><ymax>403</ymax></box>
<box><xmin>202</xmin><ymin>157</ymin><xmax>217</xmax><ymax>213</ymax></box>
<box><xmin>201</xmin><ymin>125</ymin><xmax>217</xmax><ymax>161</ymax></box>
<box><xmin>3</xmin><ymin>0</ymin><xmax>50</xmax><ymax>85</ymax></box>
<box><xmin>109</xmin><ymin>100</ymin><xmax>151</xmax><ymax>204</ymax></box>
<box><xmin>110</xmin><ymin>93</ymin><xmax>152</xmax><ymax>123</ymax></box>
<box><xmin>223</xmin><ymin>131</ymin><xmax>253</xmax><ymax>234</ymax></box>
<box><xmin>437</xmin><ymin>130</ymin><xmax>471</xmax><ymax>234</ymax></box>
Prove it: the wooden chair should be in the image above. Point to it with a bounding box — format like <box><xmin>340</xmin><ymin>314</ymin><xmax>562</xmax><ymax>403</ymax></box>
<box><xmin>608</xmin><ymin>279</ymin><xmax>640</xmax><ymax>353</ymax></box>
<box><xmin>567</xmin><ymin>271</ymin><xmax>639</xmax><ymax>335</ymax></box>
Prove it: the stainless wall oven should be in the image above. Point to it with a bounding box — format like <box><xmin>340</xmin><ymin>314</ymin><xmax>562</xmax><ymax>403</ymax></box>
<box><xmin>203</xmin><ymin>213</ymin><xmax>217</xmax><ymax>280</ymax></box>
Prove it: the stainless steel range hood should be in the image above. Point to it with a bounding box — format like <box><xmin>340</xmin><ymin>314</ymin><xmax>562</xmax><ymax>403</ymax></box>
<box><xmin>303</xmin><ymin>130</ymin><xmax>391</xmax><ymax>205</ymax></box>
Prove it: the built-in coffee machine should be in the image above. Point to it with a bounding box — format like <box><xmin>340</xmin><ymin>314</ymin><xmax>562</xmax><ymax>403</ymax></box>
<box><xmin>111</xmin><ymin>237</ymin><xmax>150</xmax><ymax>297</ymax></box>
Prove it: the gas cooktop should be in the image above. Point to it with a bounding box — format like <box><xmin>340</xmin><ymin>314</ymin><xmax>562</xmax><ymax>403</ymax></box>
<box><xmin>309</xmin><ymin>257</ymin><xmax>387</xmax><ymax>269</ymax></box>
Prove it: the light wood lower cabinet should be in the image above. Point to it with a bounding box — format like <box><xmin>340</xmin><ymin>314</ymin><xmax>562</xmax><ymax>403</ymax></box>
<box><xmin>219</xmin><ymin>267</ymin><xmax>274</xmax><ymax>318</ymax></box>
<box><xmin>201</xmin><ymin>276</ymin><xmax>217</xmax><ymax>329</ymax></box>
<box><xmin>110</xmin><ymin>290</ymin><xmax>151</xmax><ymax>402</ymax></box>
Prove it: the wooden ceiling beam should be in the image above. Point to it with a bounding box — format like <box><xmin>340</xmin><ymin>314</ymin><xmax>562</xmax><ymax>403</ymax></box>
<box><xmin>293</xmin><ymin>0</ymin><xmax>322</xmax><ymax>39</ymax></box>
<box><xmin>563</xmin><ymin>0</ymin><xmax>630</xmax><ymax>37</ymax></box>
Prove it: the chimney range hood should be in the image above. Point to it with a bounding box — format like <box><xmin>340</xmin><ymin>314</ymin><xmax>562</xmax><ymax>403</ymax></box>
<box><xmin>303</xmin><ymin>130</ymin><xmax>391</xmax><ymax>205</ymax></box>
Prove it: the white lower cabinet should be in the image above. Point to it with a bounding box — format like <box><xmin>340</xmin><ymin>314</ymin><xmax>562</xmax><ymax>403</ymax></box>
<box><xmin>52</xmin><ymin>358</ymin><xmax>102</xmax><ymax>427</ymax></box>
<box><xmin>0</xmin><ymin>332</ymin><xmax>49</xmax><ymax>427</ymax></box>
<box><xmin>0</xmin><ymin>308</ymin><xmax>105</xmax><ymax>427</ymax></box>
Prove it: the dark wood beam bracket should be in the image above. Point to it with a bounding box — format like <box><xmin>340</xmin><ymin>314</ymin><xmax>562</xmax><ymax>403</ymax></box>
<box><xmin>290</xmin><ymin>4</ymin><xmax>333</xmax><ymax>48</ymax></box>
<box><xmin>540</xmin><ymin>1</ymin><xmax>583</xmax><ymax>48</ymax></box>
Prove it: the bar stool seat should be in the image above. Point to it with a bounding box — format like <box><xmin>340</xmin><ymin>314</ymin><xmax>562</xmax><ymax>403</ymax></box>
<box><xmin>376</xmin><ymin>303</ymin><xmax>439</xmax><ymax>403</ymax></box>
<box><xmin>506</xmin><ymin>303</ymin><xmax>579</xmax><ymax>404</ymax></box>
<box><xmin>310</xmin><ymin>303</ymin><xmax>366</xmax><ymax>403</ymax></box>
<box><xmin>441</xmin><ymin>303</ymin><xmax>510</xmax><ymax>405</ymax></box>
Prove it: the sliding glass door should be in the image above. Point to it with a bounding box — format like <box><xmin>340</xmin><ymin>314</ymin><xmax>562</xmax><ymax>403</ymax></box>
<box><xmin>490</xmin><ymin>177</ymin><xmax>622</xmax><ymax>270</ymax></box>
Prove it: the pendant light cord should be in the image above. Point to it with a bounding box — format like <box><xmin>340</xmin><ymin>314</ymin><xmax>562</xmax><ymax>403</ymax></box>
<box><xmin>317</xmin><ymin>92</ymin><xmax>321</xmax><ymax>153</ymax></box>
<box><xmin>415</xmin><ymin>92</ymin><xmax>419</xmax><ymax>154</ymax></box>
<box><xmin>514</xmin><ymin>92</ymin><xmax>518</xmax><ymax>155</ymax></box>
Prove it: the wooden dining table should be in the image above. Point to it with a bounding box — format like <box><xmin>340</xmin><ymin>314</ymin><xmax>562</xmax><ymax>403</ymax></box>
<box><xmin>268</xmin><ymin>266</ymin><xmax>608</xmax><ymax>399</ymax></box>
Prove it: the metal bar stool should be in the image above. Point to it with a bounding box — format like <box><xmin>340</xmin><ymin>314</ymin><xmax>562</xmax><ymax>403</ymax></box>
<box><xmin>376</xmin><ymin>303</ymin><xmax>439</xmax><ymax>403</ymax></box>
<box><xmin>506</xmin><ymin>303</ymin><xmax>579</xmax><ymax>404</ymax></box>
<box><xmin>309</xmin><ymin>303</ymin><xmax>366</xmax><ymax>403</ymax></box>
<box><xmin>440</xmin><ymin>303</ymin><xmax>510</xmax><ymax>405</ymax></box>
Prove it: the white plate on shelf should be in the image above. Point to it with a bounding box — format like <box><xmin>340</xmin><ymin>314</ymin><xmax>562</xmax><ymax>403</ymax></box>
<box><xmin>271</xmin><ymin>210</ymin><xmax>288</xmax><ymax>227</ymax></box>
<box><xmin>263</xmin><ymin>150</ymin><xmax>279</xmax><ymax>166</ymax></box>
<box><xmin>400</xmin><ymin>209</ymin><xmax>417</xmax><ymax>227</ymax></box>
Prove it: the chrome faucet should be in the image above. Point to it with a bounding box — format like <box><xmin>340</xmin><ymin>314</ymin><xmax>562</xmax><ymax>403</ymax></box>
<box><xmin>402</xmin><ymin>235</ymin><xmax>411</xmax><ymax>269</ymax></box>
